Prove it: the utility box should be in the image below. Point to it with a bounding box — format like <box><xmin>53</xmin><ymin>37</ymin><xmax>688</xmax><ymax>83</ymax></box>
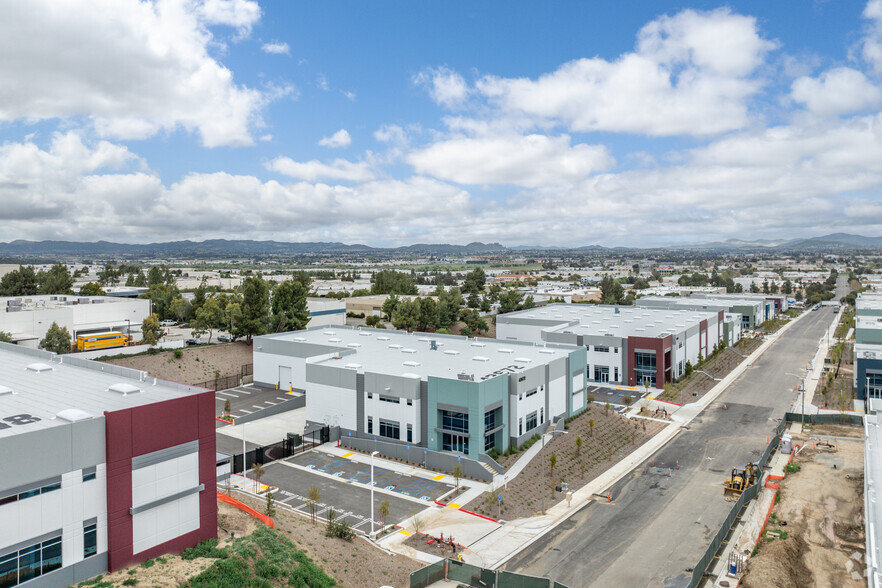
<box><xmin>781</xmin><ymin>433</ymin><xmax>793</xmax><ymax>454</ymax></box>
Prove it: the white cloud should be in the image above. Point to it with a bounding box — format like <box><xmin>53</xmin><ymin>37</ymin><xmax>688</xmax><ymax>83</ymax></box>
<box><xmin>318</xmin><ymin>129</ymin><xmax>352</xmax><ymax>148</ymax></box>
<box><xmin>317</xmin><ymin>75</ymin><xmax>330</xmax><ymax>91</ymax></box>
<box><xmin>864</xmin><ymin>0</ymin><xmax>882</xmax><ymax>72</ymax></box>
<box><xmin>407</xmin><ymin>133</ymin><xmax>614</xmax><ymax>188</ymax></box>
<box><xmin>261</xmin><ymin>41</ymin><xmax>290</xmax><ymax>55</ymax></box>
<box><xmin>414</xmin><ymin>66</ymin><xmax>470</xmax><ymax>109</ymax></box>
<box><xmin>0</xmin><ymin>0</ymin><xmax>267</xmax><ymax>147</ymax></box>
<box><xmin>473</xmin><ymin>8</ymin><xmax>776</xmax><ymax>136</ymax></box>
<box><xmin>259</xmin><ymin>134</ymin><xmax>273</xmax><ymax>142</ymax></box>
<box><xmin>265</xmin><ymin>157</ymin><xmax>374</xmax><ymax>182</ymax></box>
<box><xmin>791</xmin><ymin>67</ymin><xmax>882</xmax><ymax>116</ymax></box>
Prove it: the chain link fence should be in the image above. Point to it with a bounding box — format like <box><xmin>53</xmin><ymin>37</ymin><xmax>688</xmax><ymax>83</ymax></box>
<box><xmin>409</xmin><ymin>560</ymin><xmax>567</xmax><ymax>588</ymax></box>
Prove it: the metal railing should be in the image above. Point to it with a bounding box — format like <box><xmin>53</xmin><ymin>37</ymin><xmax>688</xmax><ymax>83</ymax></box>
<box><xmin>410</xmin><ymin>560</ymin><xmax>567</xmax><ymax>588</ymax></box>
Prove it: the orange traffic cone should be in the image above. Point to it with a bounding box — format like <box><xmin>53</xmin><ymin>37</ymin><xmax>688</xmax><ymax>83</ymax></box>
<box><xmin>668</xmin><ymin>468</ymin><xmax>671</xmax><ymax>477</ymax></box>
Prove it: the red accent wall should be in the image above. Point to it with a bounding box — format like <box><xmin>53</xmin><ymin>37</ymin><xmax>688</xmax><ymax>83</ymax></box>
<box><xmin>627</xmin><ymin>335</ymin><xmax>672</xmax><ymax>386</ymax></box>
<box><xmin>718</xmin><ymin>311</ymin><xmax>724</xmax><ymax>343</ymax></box>
<box><xmin>104</xmin><ymin>390</ymin><xmax>217</xmax><ymax>572</ymax></box>
<box><xmin>699</xmin><ymin>319</ymin><xmax>708</xmax><ymax>357</ymax></box>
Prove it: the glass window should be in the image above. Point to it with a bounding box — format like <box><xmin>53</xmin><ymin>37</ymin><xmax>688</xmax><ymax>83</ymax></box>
<box><xmin>406</xmin><ymin>399</ymin><xmax>412</xmax><ymax>406</ymax></box>
<box><xmin>41</xmin><ymin>538</ymin><xmax>61</xmax><ymax>575</ymax></box>
<box><xmin>484</xmin><ymin>409</ymin><xmax>496</xmax><ymax>433</ymax></box>
<box><xmin>0</xmin><ymin>495</ymin><xmax>17</xmax><ymax>507</ymax></box>
<box><xmin>0</xmin><ymin>553</ymin><xmax>17</xmax><ymax>588</ymax></box>
<box><xmin>540</xmin><ymin>408</ymin><xmax>544</xmax><ymax>423</ymax></box>
<box><xmin>40</xmin><ymin>483</ymin><xmax>61</xmax><ymax>495</ymax></box>
<box><xmin>84</xmin><ymin>523</ymin><xmax>97</xmax><ymax>559</ymax></box>
<box><xmin>594</xmin><ymin>365</ymin><xmax>609</xmax><ymax>382</ymax></box>
<box><xmin>518</xmin><ymin>418</ymin><xmax>523</xmax><ymax>436</ymax></box>
<box><xmin>635</xmin><ymin>351</ymin><xmax>657</xmax><ymax>387</ymax></box>
<box><xmin>525</xmin><ymin>388</ymin><xmax>537</xmax><ymax>398</ymax></box>
<box><xmin>367</xmin><ymin>392</ymin><xmax>373</xmax><ymax>399</ymax></box>
<box><xmin>17</xmin><ymin>545</ymin><xmax>40</xmax><ymax>583</ymax></box>
<box><xmin>406</xmin><ymin>424</ymin><xmax>412</xmax><ymax>443</ymax></box>
<box><xmin>442</xmin><ymin>433</ymin><xmax>468</xmax><ymax>454</ymax></box>
<box><xmin>594</xmin><ymin>345</ymin><xmax>609</xmax><ymax>353</ymax></box>
<box><xmin>83</xmin><ymin>472</ymin><xmax>96</xmax><ymax>483</ymax></box>
<box><xmin>379</xmin><ymin>395</ymin><xmax>400</xmax><ymax>404</ymax></box>
<box><xmin>17</xmin><ymin>489</ymin><xmax>39</xmax><ymax>500</ymax></box>
<box><xmin>379</xmin><ymin>420</ymin><xmax>399</xmax><ymax>440</ymax></box>
<box><xmin>868</xmin><ymin>373</ymin><xmax>882</xmax><ymax>398</ymax></box>
<box><xmin>484</xmin><ymin>432</ymin><xmax>495</xmax><ymax>452</ymax></box>
<box><xmin>367</xmin><ymin>416</ymin><xmax>373</xmax><ymax>434</ymax></box>
<box><xmin>441</xmin><ymin>411</ymin><xmax>468</xmax><ymax>433</ymax></box>
<box><xmin>525</xmin><ymin>412</ymin><xmax>537</xmax><ymax>431</ymax></box>
<box><xmin>614</xmin><ymin>367</ymin><xmax>619</xmax><ymax>381</ymax></box>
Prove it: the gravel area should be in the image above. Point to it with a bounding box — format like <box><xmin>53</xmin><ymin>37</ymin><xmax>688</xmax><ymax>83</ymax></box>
<box><xmin>470</xmin><ymin>407</ymin><xmax>665</xmax><ymax>520</ymax></box>
<box><xmin>103</xmin><ymin>342</ymin><xmax>253</xmax><ymax>385</ymax></box>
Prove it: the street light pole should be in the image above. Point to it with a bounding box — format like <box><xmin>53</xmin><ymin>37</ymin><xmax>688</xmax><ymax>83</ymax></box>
<box><xmin>370</xmin><ymin>450</ymin><xmax>379</xmax><ymax>539</ymax></box>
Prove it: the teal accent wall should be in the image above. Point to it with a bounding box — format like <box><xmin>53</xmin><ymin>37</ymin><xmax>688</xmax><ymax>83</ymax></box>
<box><xmin>857</xmin><ymin>327</ymin><xmax>882</xmax><ymax>345</ymax></box>
<box><xmin>426</xmin><ymin>374</ymin><xmax>509</xmax><ymax>458</ymax></box>
<box><xmin>732</xmin><ymin>305</ymin><xmax>756</xmax><ymax>328</ymax></box>
<box><xmin>567</xmin><ymin>346</ymin><xmax>588</xmax><ymax>416</ymax></box>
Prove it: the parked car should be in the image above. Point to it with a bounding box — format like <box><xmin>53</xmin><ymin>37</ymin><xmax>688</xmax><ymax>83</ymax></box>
<box><xmin>160</xmin><ymin>320</ymin><xmax>176</xmax><ymax>327</ymax></box>
<box><xmin>185</xmin><ymin>338</ymin><xmax>203</xmax><ymax>346</ymax></box>
<box><xmin>217</xmin><ymin>334</ymin><xmax>232</xmax><ymax>343</ymax></box>
<box><xmin>180</xmin><ymin>322</ymin><xmax>190</xmax><ymax>328</ymax></box>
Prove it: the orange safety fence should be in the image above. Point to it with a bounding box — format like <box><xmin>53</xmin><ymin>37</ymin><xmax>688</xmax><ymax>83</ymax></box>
<box><xmin>217</xmin><ymin>492</ymin><xmax>274</xmax><ymax>528</ymax></box>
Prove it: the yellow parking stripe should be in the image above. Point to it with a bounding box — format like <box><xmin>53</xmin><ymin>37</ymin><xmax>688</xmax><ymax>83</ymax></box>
<box><xmin>432</xmin><ymin>474</ymin><xmax>445</xmax><ymax>481</ymax></box>
<box><xmin>341</xmin><ymin>452</ymin><xmax>355</xmax><ymax>458</ymax></box>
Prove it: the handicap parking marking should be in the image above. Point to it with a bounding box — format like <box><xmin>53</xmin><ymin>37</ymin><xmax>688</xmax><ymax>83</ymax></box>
<box><xmin>384</xmin><ymin>485</ymin><xmax>396</xmax><ymax>491</ymax></box>
<box><xmin>333</xmin><ymin>472</ymin><xmax>344</xmax><ymax>477</ymax></box>
<box><xmin>341</xmin><ymin>452</ymin><xmax>355</xmax><ymax>458</ymax></box>
<box><xmin>420</xmin><ymin>496</ymin><xmax>431</xmax><ymax>501</ymax></box>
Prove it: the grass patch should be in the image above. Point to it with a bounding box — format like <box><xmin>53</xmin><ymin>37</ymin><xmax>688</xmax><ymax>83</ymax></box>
<box><xmin>140</xmin><ymin>559</ymin><xmax>155</xmax><ymax>569</ymax></box>
<box><xmin>786</xmin><ymin>462</ymin><xmax>802</xmax><ymax>474</ymax></box>
<box><xmin>181</xmin><ymin>537</ymin><xmax>229</xmax><ymax>560</ymax></box>
<box><xmin>181</xmin><ymin>526</ymin><xmax>336</xmax><ymax>588</ymax></box>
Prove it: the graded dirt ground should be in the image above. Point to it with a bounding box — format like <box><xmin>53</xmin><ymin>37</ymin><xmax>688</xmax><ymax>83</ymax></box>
<box><xmin>103</xmin><ymin>342</ymin><xmax>253</xmax><ymax>386</ymax></box>
<box><xmin>742</xmin><ymin>424</ymin><xmax>866</xmax><ymax>588</ymax></box>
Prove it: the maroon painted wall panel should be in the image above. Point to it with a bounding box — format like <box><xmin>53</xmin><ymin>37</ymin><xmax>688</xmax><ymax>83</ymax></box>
<box><xmin>105</xmin><ymin>390</ymin><xmax>217</xmax><ymax>572</ymax></box>
<box><xmin>626</xmin><ymin>336</ymin><xmax>670</xmax><ymax>387</ymax></box>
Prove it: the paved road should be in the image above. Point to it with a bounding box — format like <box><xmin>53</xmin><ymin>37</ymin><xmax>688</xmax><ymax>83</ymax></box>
<box><xmin>506</xmin><ymin>285</ymin><xmax>845</xmax><ymax>587</ymax></box>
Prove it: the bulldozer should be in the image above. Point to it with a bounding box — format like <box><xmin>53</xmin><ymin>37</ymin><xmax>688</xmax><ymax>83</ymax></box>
<box><xmin>723</xmin><ymin>463</ymin><xmax>759</xmax><ymax>497</ymax></box>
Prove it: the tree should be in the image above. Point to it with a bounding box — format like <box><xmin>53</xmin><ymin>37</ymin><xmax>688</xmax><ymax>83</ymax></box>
<box><xmin>549</xmin><ymin>453</ymin><xmax>557</xmax><ymax>495</ymax></box>
<box><xmin>97</xmin><ymin>264</ymin><xmax>120</xmax><ymax>287</ymax></box>
<box><xmin>237</xmin><ymin>276</ymin><xmax>270</xmax><ymax>343</ymax></box>
<box><xmin>38</xmin><ymin>264</ymin><xmax>74</xmax><ymax>294</ymax></box>
<box><xmin>452</xmin><ymin>464</ymin><xmax>463</xmax><ymax>491</ymax></box>
<box><xmin>171</xmin><ymin>297</ymin><xmax>191</xmax><ymax>323</ymax></box>
<box><xmin>599</xmin><ymin>275</ymin><xmax>625</xmax><ymax>305</ymax></box>
<box><xmin>223</xmin><ymin>398</ymin><xmax>231</xmax><ymax>416</ymax></box>
<box><xmin>750</xmin><ymin>282</ymin><xmax>760</xmax><ymax>293</ymax></box>
<box><xmin>265</xmin><ymin>489</ymin><xmax>276</xmax><ymax>517</ymax></box>
<box><xmin>0</xmin><ymin>266</ymin><xmax>38</xmax><ymax>296</ymax></box>
<box><xmin>371</xmin><ymin>270</ymin><xmax>417</xmax><ymax>295</ymax></box>
<box><xmin>575</xmin><ymin>436</ymin><xmax>582</xmax><ymax>456</ymax></box>
<box><xmin>40</xmin><ymin>322</ymin><xmax>71</xmax><ymax>354</ymax></box>
<box><xmin>480</xmin><ymin>296</ymin><xmax>492</xmax><ymax>313</ymax></box>
<box><xmin>147</xmin><ymin>266</ymin><xmax>164</xmax><ymax>286</ymax></box>
<box><xmin>307</xmin><ymin>487</ymin><xmax>321</xmax><ymax>525</ymax></box>
<box><xmin>193</xmin><ymin>298</ymin><xmax>224</xmax><ymax>342</ymax></box>
<box><xmin>270</xmin><ymin>279</ymin><xmax>310</xmax><ymax>333</ymax></box>
<box><xmin>391</xmin><ymin>298</ymin><xmax>419</xmax><ymax>331</ymax></box>
<box><xmin>462</xmin><ymin>267</ymin><xmax>486</xmax><ymax>295</ymax></box>
<box><xmin>132</xmin><ymin>269</ymin><xmax>147</xmax><ymax>287</ymax></box>
<box><xmin>782</xmin><ymin>279</ymin><xmax>793</xmax><ymax>295</ymax></box>
<box><xmin>141</xmin><ymin>314</ymin><xmax>164</xmax><ymax>346</ymax></box>
<box><xmin>437</xmin><ymin>287</ymin><xmax>464</xmax><ymax>326</ymax></box>
<box><xmin>467</xmin><ymin>291</ymin><xmax>480</xmax><ymax>308</ymax></box>
<box><xmin>251</xmin><ymin>462</ymin><xmax>265</xmax><ymax>489</ymax></box>
<box><xmin>378</xmin><ymin>499</ymin><xmax>390</xmax><ymax>529</ymax></box>
<box><xmin>498</xmin><ymin>288</ymin><xmax>524</xmax><ymax>314</ymax></box>
<box><xmin>770</xmin><ymin>281</ymin><xmax>779</xmax><ymax>294</ymax></box>
<box><xmin>382</xmin><ymin>294</ymin><xmax>400</xmax><ymax>321</ymax></box>
<box><xmin>417</xmin><ymin>297</ymin><xmax>439</xmax><ymax>331</ymax></box>
<box><xmin>79</xmin><ymin>282</ymin><xmax>105</xmax><ymax>296</ymax></box>
<box><xmin>365</xmin><ymin>315</ymin><xmax>383</xmax><ymax>327</ymax></box>
<box><xmin>142</xmin><ymin>283</ymin><xmax>180</xmax><ymax>320</ymax></box>
<box><xmin>589</xmin><ymin>419</ymin><xmax>595</xmax><ymax>437</ymax></box>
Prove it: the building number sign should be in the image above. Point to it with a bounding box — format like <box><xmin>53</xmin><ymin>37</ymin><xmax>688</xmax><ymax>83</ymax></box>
<box><xmin>0</xmin><ymin>414</ymin><xmax>41</xmax><ymax>430</ymax></box>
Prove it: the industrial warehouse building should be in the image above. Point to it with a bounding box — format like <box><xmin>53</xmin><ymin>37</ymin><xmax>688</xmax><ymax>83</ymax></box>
<box><xmin>252</xmin><ymin>327</ymin><xmax>587</xmax><ymax>458</ymax></box>
<box><xmin>0</xmin><ymin>296</ymin><xmax>151</xmax><ymax>349</ymax></box>
<box><xmin>632</xmin><ymin>297</ymin><xmax>744</xmax><ymax>346</ymax></box>
<box><xmin>0</xmin><ymin>343</ymin><xmax>216</xmax><ymax>587</ymax></box>
<box><xmin>638</xmin><ymin>294</ymin><xmax>773</xmax><ymax>330</ymax></box>
<box><xmin>854</xmin><ymin>292</ymin><xmax>882</xmax><ymax>401</ymax></box>
<box><xmin>496</xmin><ymin>304</ymin><xmax>726</xmax><ymax>388</ymax></box>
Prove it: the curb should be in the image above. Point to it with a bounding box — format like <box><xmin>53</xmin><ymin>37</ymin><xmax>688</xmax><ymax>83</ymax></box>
<box><xmin>434</xmin><ymin>499</ymin><xmax>500</xmax><ymax>523</ymax></box>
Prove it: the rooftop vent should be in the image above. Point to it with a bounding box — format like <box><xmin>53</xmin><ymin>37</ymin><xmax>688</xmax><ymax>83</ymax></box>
<box><xmin>401</xmin><ymin>348</ymin><xmax>416</xmax><ymax>354</ymax></box>
<box><xmin>323</xmin><ymin>331</ymin><xmax>336</xmax><ymax>336</ymax></box>
<box><xmin>377</xmin><ymin>336</ymin><xmax>390</xmax><ymax>341</ymax></box>
<box><xmin>403</xmin><ymin>360</ymin><xmax>420</xmax><ymax>367</ymax></box>
<box><xmin>538</xmin><ymin>349</ymin><xmax>556</xmax><ymax>355</ymax></box>
<box><xmin>358</xmin><ymin>331</ymin><xmax>372</xmax><ymax>336</ymax></box>
<box><xmin>56</xmin><ymin>408</ymin><xmax>93</xmax><ymax>423</ymax></box>
<box><xmin>388</xmin><ymin>344</ymin><xmax>403</xmax><ymax>349</ymax></box>
<box><xmin>473</xmin><ymin>356</ymin><xmax>490</xmax><ymax>362</ymax></box>
<box><xmin>346</xmin><ymin>343</ymin><xmax>361</xmax><ymax>348</ymax></box>
<box><xmin>108</xmin><ymin>383</ymin><xmax>141</xmax><ymax>395</ymax></box>
<box><xmin>26</xmin><ymin>362</ymin><xmax>53</xmax><ymax>373</ymax></box>
<box><xmin>471</xmin><ymin>342</ymin><xmax>486</xmax><ymax>348</ymax></box>
<box><xmin>515</xmin><ymin>357</ymin><xmax>532</xmax><ymax>363</ymax></box>
<box><xmin>344</xmin><ymin>363</ymin><xmax>362</xmax><ymax>369</ymax></box>
<box><xmin>444</xmin><ymin>350</ymin><xmax>460</xmax><ymax>355</ymax></box>
<box><xmin>293</xmin><ymin>336</ymin><xmax>307</xmax><ymax>342</ymax></box>
<box><xmin>498</xmin><ymin>348</ymin><xmax>514</xmax><ymax>354</ymax></box>
<box><xmin>0</xmin><ymin>385</ymin><xmax>13</xmax><ymax>396</ymax></box>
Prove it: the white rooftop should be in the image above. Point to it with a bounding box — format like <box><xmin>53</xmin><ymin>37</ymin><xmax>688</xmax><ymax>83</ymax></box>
<box><xmin>0</xmin><ymin>342</ymin><xmax>208</xmax><ymax>439</ymax></box>
<box><xmin>258</xmin><ymin>327</ymin><xmax>579</xmax><ymax>381</ymax></box>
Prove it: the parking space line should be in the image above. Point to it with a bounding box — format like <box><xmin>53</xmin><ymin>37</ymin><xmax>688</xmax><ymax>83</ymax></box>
<box><xmin>218</xmin><ymin>392</ymin><xmax>239</xmax><ymax>398</ymax></box>
<box><xmin>251</xmin><ymin>405</ymin><xmax>266</xmax><ymax>411</ymax></box>
<box><xmin>236</xmin><ymin>389</ymin><xmax>251</xmax><ymax>395</ymax></box>
<box><xmin>237</xmin><ymin>409</ymin><xmax>253</xmax><ymax>414</ymax></box>
<box><xmin>353</xmin><ymin>519</ymin><xmax>371</xmax><ymax>529</ymax></box>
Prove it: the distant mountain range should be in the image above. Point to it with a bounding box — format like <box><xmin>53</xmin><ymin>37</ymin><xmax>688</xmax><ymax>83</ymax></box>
<box><xmin>0</xmin><ymin>233</ymin><xmax>880</xmax><ymax>259</ymax></box>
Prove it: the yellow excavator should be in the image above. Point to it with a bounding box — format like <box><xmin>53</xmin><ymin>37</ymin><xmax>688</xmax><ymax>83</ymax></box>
<box><xmin>723</xmin><ymin>463</ymin><xmax>759</xmax><ymax>497</ymax></box>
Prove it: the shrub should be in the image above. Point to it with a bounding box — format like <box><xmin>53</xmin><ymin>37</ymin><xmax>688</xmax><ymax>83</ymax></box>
<box><xmin>173</xmin><ymin>349</ymin><xmax>183</xmax><ymax>359</ymax></box>
<box><xmin>181</xmin><ymin>538</ymin><xmax>229</xmax><ymax>560</ymax></box>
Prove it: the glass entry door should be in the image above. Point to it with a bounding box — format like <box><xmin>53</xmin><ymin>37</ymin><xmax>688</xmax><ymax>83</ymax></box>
<box><xmin>442</xmin><ymin>433</ymin><xmax>469</xmax><ymax>454</ymax></box>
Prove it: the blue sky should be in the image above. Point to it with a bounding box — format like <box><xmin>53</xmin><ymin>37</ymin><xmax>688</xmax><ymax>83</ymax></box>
<box><xmin>1</xmin><ymin>0</ymin><xmax>882</xmax><ymax>246</ymax></box>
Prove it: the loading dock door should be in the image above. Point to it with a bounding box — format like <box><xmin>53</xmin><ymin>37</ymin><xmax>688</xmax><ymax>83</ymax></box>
<box><xmin>279</xmin><ymin>365</ymin><xmax>292</xmax><ymax>390</ymax></box>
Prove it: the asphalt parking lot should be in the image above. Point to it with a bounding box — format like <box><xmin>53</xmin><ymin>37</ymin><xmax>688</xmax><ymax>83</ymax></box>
<box><xmin>288</xmin><ymin>451</ymin><xmax>454</xmax><ymax>501</ymax></box>
<box><xmin>214</xmin><ymin>384</ymin><xmax>300</xmax><ymax>424</ymax></box>
<box><xmin>588</xmin><ymin>384</ymin><xmax>647</xmax><ymax>407</ymax></box>
<box><xmin>261</xmin><ymin>459</ymin><xmax>428</xmax><ymax>531</ymax></box>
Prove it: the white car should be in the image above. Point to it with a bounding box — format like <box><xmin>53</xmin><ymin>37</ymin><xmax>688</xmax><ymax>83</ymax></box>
<box><xmin>160</xmin><ymin>320</ymin><xmax>176</xmax><ymax>327</ymax></box>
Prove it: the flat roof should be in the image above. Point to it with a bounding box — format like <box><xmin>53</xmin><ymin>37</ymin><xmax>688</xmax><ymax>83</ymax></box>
<box><xmin>258</xmin><ymin>326</ymin><xmax>579</xmax><ymax>381</ymax></box>
<box><xmin>0</xmin><ymin>343</ymin><xmax>209</xmax><ymax>440</ymax></box>
<box><xmin>1</xmin><ymin>294</ymin><xmax>142</xmax><ymax>312</ymax></box>
<box><xmin>499</xmin><ymin>304</ymin><xmax>719</xmax><ymax>339</ymax></box>
<box><xmin>857</xmin><ymin>316</ymin><xmax>882</xmax><ymax>331</ymax></box>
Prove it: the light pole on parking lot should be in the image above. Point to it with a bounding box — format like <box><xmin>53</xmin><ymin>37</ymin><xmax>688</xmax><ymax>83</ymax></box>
<box><xmin>370</xmin><ymin>451</ymin><xmax>379</xmax><ymax>539</ymax></box>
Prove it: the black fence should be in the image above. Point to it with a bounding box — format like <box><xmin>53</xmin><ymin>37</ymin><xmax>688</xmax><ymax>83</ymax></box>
<box><xmin>410</xmin><ymin>561</ymin><xmax>567</xmax><ymax>588</ymax></box>
<box><xmin>196</xmin><ymin>363</ymin><xmax>253</xmax><ymax>391</ymax></box>
<box><xmin>231</xmin><ymin>436</ymin><xmax>316</xmax><ymax>475</ymax></box>
<box><xmin>784</xmin><ymin>411</ymin><xmax>864</xmax><ymax>426</ymax></box>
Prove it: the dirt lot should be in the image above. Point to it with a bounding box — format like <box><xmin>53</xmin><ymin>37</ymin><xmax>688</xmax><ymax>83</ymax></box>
<box><xmin>659</xmin><ymin>338</ymin><xmax>762</xmax><ymax>404</ymax></box>
<box><xmin>103</xmin><ymin>342</ymin><xmax>253</xmax><ymax>386</ymax></box>
<box><xmin>468</xmin><ymin>406</ymin><xmax>665</xmax><ymax>520</ymax></box>
<box><xmin>742</xmin><ymin>425</ymin><xmax>866</xmax><ymax>588</ymax></box>
<box><xmin>233</xmin><ymin>492</ymin><xmax>423</xmax><ymax>587</ymax></box>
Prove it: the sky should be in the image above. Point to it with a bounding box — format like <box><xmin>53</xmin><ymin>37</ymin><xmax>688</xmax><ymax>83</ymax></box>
<box><xmin>1</xmin><ymin>0</ymin><xmax>882</xmax><ymax>248</ymax></box>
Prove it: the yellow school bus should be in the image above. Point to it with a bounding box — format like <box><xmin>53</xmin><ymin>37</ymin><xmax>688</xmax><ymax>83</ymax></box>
<box><xmin>76</xmin><ymin>331</ymin><xmax>129</xmax><ymax>352</ymax></box>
